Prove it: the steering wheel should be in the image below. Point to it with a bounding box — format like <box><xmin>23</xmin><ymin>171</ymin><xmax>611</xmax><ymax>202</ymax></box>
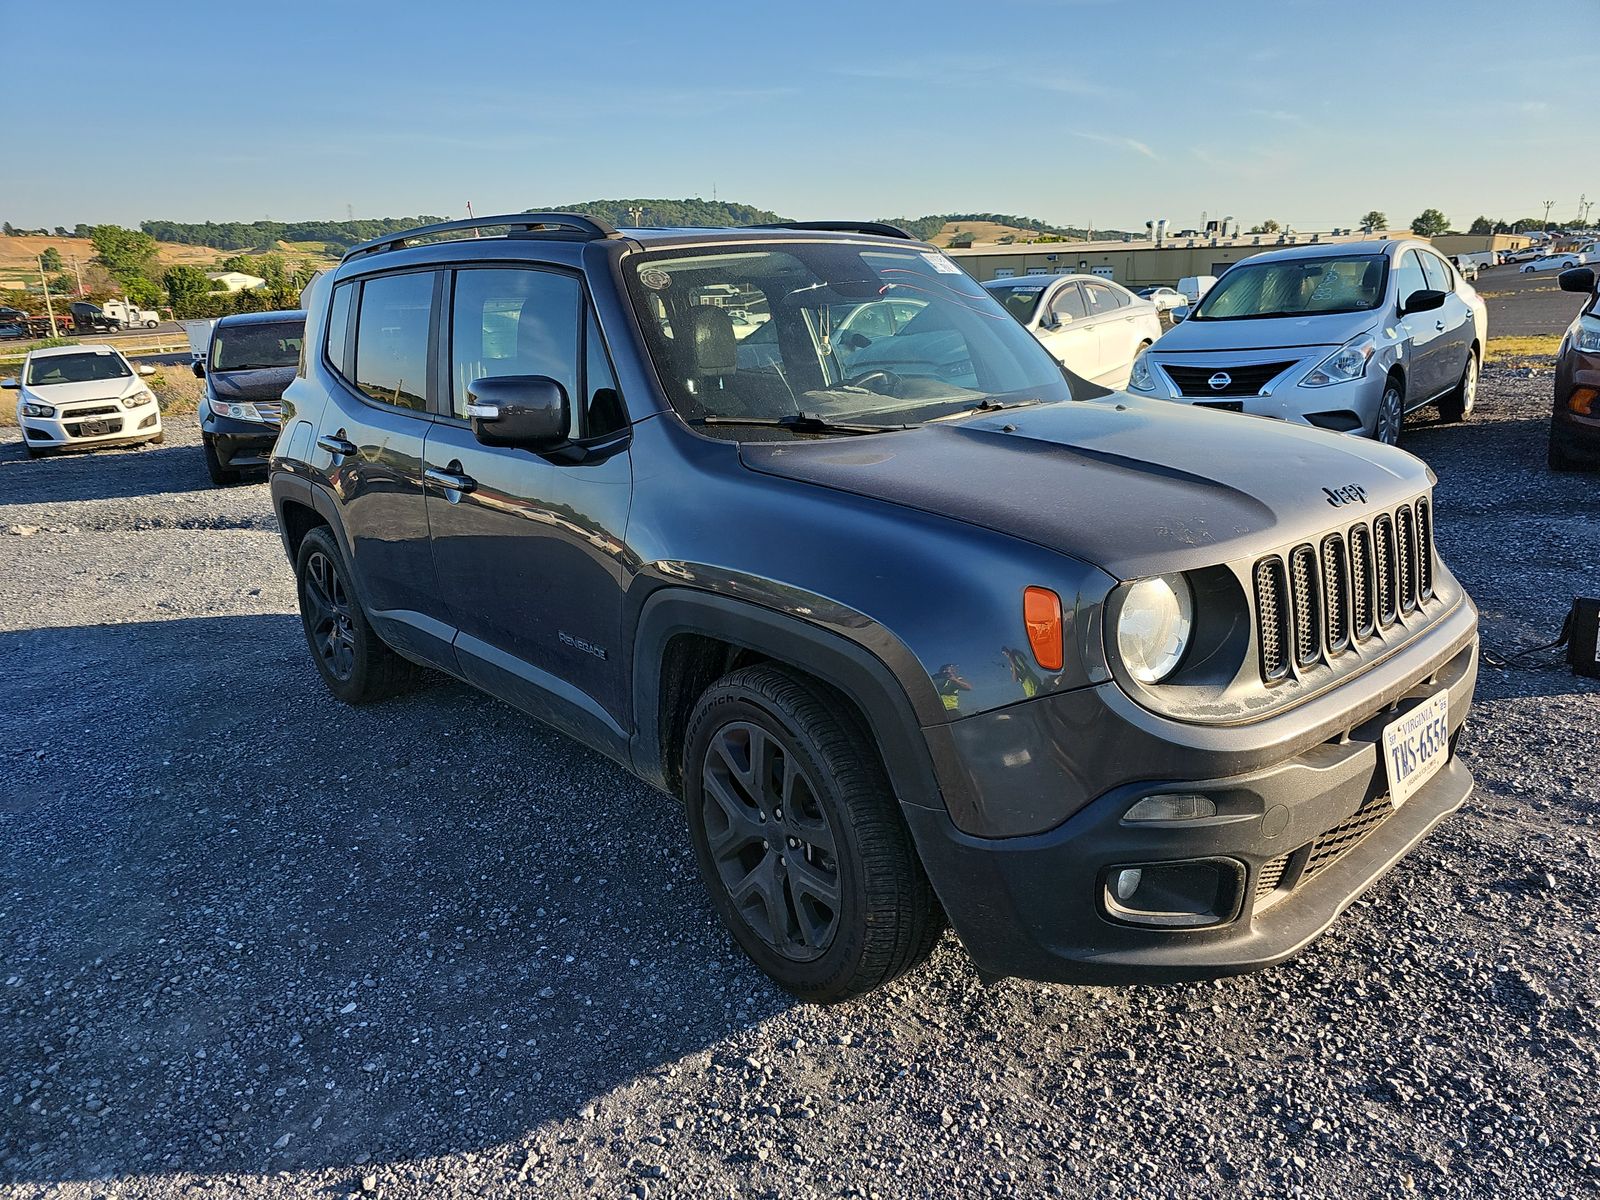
<box><xmin>844</xmin><ymin>368</ymin><xmax>902</xmax><ymax>396</ymax></box>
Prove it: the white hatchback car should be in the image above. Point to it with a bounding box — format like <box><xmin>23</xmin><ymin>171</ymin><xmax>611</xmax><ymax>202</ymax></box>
<box><xmin>1522</xmin><ymin>253</ymin><xmax>1585</xmax><ymax>273</ymax></box>
<box><xmin>982</xmin><ymin>274</ymin><xmax>1163</xmax><ymax>389</ymax></box>
<box><xmin>4</xmin><ymin>344</ymin><xmax>163</xmax><ymax>457</ymax></box>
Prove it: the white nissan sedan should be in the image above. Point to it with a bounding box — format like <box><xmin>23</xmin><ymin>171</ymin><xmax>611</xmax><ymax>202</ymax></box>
<box><xmin>982</xmin><ymin>274</ymin><xmax>1163</xmax><ymax>390</ymax></box>
<box><xmin>3</xmin><ymin>344</ymin><xmax>163</xmax><ymax>457</ymax></box>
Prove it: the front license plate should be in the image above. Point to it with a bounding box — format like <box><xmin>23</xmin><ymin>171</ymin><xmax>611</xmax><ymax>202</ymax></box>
<box><xmin>1381</xmin><ymin>692</ymin><xmax>1450</xmax><ymax>809</ymax></box>
<box><xmin>78</xmin><ymin>420</ymin><xmax>107</xmax><ymax>436</ymax></box>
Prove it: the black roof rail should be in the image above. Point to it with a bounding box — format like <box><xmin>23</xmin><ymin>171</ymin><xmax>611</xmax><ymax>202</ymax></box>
<box><xmin>755</xmin><ymin>220</ymin><xmax>916</xmax><ymax>241</ymax></box>
<box><xmin>341</xmin><ymin>212</ymin><xmax>619</xmax><ymax>262</ymax></box>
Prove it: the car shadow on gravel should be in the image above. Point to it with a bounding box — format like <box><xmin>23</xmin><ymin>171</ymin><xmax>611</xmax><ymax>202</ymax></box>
<box><xmin>0</xmin><ymin>440</ymin><xmax>222</xmax><ymax>505</ymax></box>
<box><xmin>0</xmin><ymin>614</ymin><xmax>794</xmax><ymax>1183</ymax></box>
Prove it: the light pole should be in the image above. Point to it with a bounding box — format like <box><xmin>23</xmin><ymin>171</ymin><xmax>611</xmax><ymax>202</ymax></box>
<box><xmin>1542</xmin><ymin>199</ymin><xmax>1555</xmax><ymax>231</ymax></box>
<box><xmin>37</xmin><ymin>255</ymin><xmax>59</xmax><ymax>337</ymax></box>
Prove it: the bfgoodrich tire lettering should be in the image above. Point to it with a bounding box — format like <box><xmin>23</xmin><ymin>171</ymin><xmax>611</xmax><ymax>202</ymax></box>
<box><xmin>294</xmin><ymin>526</ymin><xmax>422</xmax><ymax>704</ymax></box>
<box><xmin>683</xmin><ymin>664</ymin><xmax>942</xmax><ymax>1002</ymax></box>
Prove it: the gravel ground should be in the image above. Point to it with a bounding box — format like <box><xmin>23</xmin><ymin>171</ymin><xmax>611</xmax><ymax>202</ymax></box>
<box><xmin>1</xmin><ymin>375</ymin><xmax>1598</xmax><ymax>1200</ymax></box>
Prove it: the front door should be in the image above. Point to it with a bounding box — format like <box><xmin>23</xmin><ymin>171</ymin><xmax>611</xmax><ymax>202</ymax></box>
<box><xmin>1393</xmin><ymin>249</ymin><xmax>1449</xmax><ymax>402</ymax></box>
<box><xmin>1419</xmin><ymin>250</ymin><xmax>1473</xmax><ymax>393</ymax></box>
<box><xmin>1036</xmin><ymin>282</ymin><xmax>1099</xmax><ymax>379</ymax></box>
<box><xmin>422</xmin><ymin>265</ymin><xmax>634</xmax><ymax>754</ymax></box>
<box><xmin>319</xmin><ymin>270</ymin><xmax>453</xmax><ymax>669</ymax></box>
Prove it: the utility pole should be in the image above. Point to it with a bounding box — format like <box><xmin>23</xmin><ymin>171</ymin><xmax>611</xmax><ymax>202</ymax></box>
<box><xmin>38</xmin><ymin>255</ymin><xmax>59</xmax><ymax>337</ymax></box>
<box><xmin>70</xmin><ymin>255</ymin><xmax>84</xmax><ymax>297</ymax></box>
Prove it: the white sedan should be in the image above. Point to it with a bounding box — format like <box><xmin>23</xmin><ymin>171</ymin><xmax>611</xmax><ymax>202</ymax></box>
<box><xmin>1522</xmin><ymin>253</ymin><xmax>1586</xmax><ymax>273</ymax></box>
<box><xmin>982</xmin><ymin>275</ymin><xmax>1163</xmax><ymax>389</ymax></box>
<box><xmin>1136</xmin><ymin>285</ymin><xmax>1188</xmax><ymax>313</ymax></box>
<box><xmin>3</xmin><ymin>344</ymin><xmax>163</xmax><ymax>458</ymax></box>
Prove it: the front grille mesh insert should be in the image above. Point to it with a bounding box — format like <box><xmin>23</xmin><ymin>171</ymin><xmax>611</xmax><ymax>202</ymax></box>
<box><xmin>1251</xmin><ymin>499</ymin><xmax>1435</xmax><ymax>682</ymax></box>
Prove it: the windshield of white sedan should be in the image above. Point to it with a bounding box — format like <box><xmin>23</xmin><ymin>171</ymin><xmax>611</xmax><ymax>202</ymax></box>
<box><xmin>25</xmin><ymin>351</ymin><xmax>132</xmax><ymax>386</ymax></box>
<box><xmin>1193</xmin><ymin>255</ymin><xmax>1387</xmax><ymax>320</ymax></box>
<box><xmin>624</xmin><ymin>243</ymin><xmax>1072</xmax><ymax>435</ymax></box>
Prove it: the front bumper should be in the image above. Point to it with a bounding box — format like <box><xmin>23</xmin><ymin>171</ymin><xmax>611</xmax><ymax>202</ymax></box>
<box><xmin>18</xmin><ymin>399</ymin><xmax>162</xmax><ymax>448</ymax></box>
<box><xmin>1552</xmin><ymin>349</ymin><xmax>1600</xmax><ymax>458</ymax></box>
<box><xmin>201</xmin><ymin>408</ymin><xmax>280</xmax><ymax>467</ymax></box>
<box><xmin>1139</xmin><ymin>351</ymin><xmax>1382</xmax><ymax>437</ymax></box>
<box><xmin>907</xmin><ymin>598</ymin><xmax>1478</xmax><ymax>984</ymax></box>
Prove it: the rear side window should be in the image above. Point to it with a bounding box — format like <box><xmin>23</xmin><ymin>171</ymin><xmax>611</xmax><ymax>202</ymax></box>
<box><xmin>1420</xmin><ymin>253</ymin><xmax>1453</xmax><ymax>293</ymax></box>
<box><xmin>325</xmin><ymin>283</ymin><xmax>354</xmax><ymax>376</ymax></box>
<box><xmin>354</xmin><ymin>272</ymin><xmax>434</xmax><ymax>412</ymax></box>
<box><xmin>449</xmin><ymin>268</ymin><xmax>580</xmax><ymax>424</ymax></box>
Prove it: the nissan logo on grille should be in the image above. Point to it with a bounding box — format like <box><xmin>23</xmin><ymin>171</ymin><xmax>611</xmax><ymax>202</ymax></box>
<box><xmin>1208</xmin><ymin>372</ymin><xmax>1232</xmax><ymax>391</ymax></box>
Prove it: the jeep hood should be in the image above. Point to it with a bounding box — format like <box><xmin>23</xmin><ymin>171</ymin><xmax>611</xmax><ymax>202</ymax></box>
<box><xmin>209</xmin><ymin>365</ymin><xmax>295</xmax><ymax>403</ymax></box>
<box><xmin>738</xmin><ymin>395</ymin><xmax>1432</xmax><ymax>579</ymax></box>
<box><xmin>1154</xmin><ymin>310</ymin><xmax>1376</xmax><ymax>354</ymax></box>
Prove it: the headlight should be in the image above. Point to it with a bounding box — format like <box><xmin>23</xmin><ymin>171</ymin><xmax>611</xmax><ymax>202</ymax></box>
<box><xmin>210</xmin><ymin>395</ymin><xmax>266</xmax><ymax>423</ymax></box>
<box><xmin>21</xmin><ymin>401</ymin><xmax>53</xmax><ymax>418</ymax></box>
<box><xmin>121</xmin><ymin>389</ymin><xmax>155</xmax><ymax>410</ymax></box>
<box><xmin>1116</xmin><ymin>573</ymin><xmax>1194</xmax><ymax>684</ymax></box>
<box><xmin>1128</xmin><ymin>350</ymin><xmax>1156</xmax><ymax>392</ymax></box>
<box><xmin>1575</xmin><ymin>318</ymin><xmax>1600</xmax><ymax>353</ymax></box>
<box><xmin>1300</xmin><ymin>335</ymin><xmax>1376</xmax><ymax>387</ymax></box>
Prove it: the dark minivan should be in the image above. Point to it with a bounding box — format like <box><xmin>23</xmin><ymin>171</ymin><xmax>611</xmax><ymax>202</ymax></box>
<box><xmin>196</xmin><ymin>309</ymin><xmax>305</xmax><ymax>484</ymax></box>
<box><xmin>269</xmin><ymin>215</ymin><xmax>1478</xmax><ymax>1002</ymax></box>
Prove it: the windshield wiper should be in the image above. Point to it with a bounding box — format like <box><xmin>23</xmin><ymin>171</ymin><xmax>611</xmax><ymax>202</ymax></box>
<box><xmin>928</xmin><ymin>398</ymin><xmax>1044</xmax><ymax>423</ymax></box>
<box><xmin>696</xmin><ymin>412</ymin><xmax>908</xmax><ymax>436</ymax></box>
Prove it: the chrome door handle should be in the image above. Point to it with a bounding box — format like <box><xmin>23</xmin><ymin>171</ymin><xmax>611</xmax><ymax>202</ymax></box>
<box><xmin>425</xmin><ymin>466</ymin><xmax>477</xmax><ymax>494</ymax></box>
<box><xmin>317</xmin><ymin>434</ymin><xmax>357</xmax><ymax>457</ymax></box>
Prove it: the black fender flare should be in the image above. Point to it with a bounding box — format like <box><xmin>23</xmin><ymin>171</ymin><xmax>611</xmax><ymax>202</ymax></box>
<box><xmin>629</xmin><ymin>588</ymin><xmax>954</xmax><ymax>814</ymax></box>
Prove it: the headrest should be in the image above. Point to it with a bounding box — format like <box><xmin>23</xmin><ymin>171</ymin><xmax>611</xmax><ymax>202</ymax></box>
<box><xmin>686</xmin><ymin>305</ymin><xmax>737</xmax><ymax>376</ymax></box>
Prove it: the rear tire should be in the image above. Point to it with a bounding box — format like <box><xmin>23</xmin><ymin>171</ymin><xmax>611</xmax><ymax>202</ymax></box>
<box><xmin>203</xmin><ymin>435</ymin><xmax>240</xmax><ymax>485</ymax></box>
<box><xmin>1438</xmin><ymin>354</ymin><xmax>1477</xmax><ymax>423</ymax></box>
<box><xmin>294</xmin><ymin>526</ymin><xmax>423</xmax><ymax>704</ymax></box>
<box><xmin>683</xmin><ymin>664</ymin><xmax>943</xmax><ymax>1002</ymax></box>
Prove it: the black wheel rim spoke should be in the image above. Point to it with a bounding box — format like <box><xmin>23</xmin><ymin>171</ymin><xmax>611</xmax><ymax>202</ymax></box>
<box><xmin>303</xmin><ymin>551</ymin><xmax>357</xmax><ymax>682</ymax></box>
<box><xmin>703</xmin><ymin>721</ymin><xmax>840</xmax><ymax>961</ymax></box>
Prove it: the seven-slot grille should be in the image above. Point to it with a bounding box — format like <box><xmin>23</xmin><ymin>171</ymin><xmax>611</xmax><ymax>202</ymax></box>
<box><xmin>1253</xmin><ymin>498</ymin><xmax>1435</xmax><ymax>682</ymax></box>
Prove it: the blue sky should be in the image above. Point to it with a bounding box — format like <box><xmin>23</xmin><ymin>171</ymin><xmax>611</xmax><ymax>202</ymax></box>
<box><xmin>9</xmin><ymin>0</ymin><xmax>1592</xmax><ymax>232</ymax></box>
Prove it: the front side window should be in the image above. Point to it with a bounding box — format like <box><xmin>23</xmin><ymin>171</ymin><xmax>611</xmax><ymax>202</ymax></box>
<box><xmin>1192</xmin><ymin>255</ymin><xmax>1388</xmax><ymax>320</ymax></box>
<box><xmin>354</xmin><ymin>272</ymin><xmax>434</xmax><ymax>412</ymax></box>
<box><xmin>1050</xmin><ymin>285</ymin><xmax>1088</xmax><ymax>322</ymax></box>
<box><xmin>449</xmin><ymin>267</ymin><xmax>580</xmax><ymax>425</ymax></box>
<box><xmin>26</xmin><ymin>351</ymin><xmax>132</xmax><ymax>386</ymax></box>
<box><xmin>623</xmin><ymin>243</ymin><xmax>1072</xmax><ymax>436</ymax></box>
<box><xmin>212</xmin><ymin>321</ymin><xmax>303</xmax><ymax>371</ymax></box>
<box><xmin>1393</xmin><ymin>251</ymin><xmax>1428</xmax><ymax>307</ymax></box>
<box><xmin>1419</xmin><ymin>253</ymin><xmax>1453</xmax><ymax>293</ymax></box>
<box><xmin>1081</xmin><ymin>281</ymin><xmax>1123</xmax><ymax>315</ymax></box>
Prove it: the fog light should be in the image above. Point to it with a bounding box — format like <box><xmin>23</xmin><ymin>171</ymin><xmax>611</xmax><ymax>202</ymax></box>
<box><xmin>1122</xmin><ymin>793</ymin><xmax>1217</xmax><ymax>823</ymax></box>
<box><xmin>1102</xmin><ymin>859</ymin><xmax>1243</xmax><ymax>928</ymax></box>
<box><xmin>1569</xmin><ymin>387</ymin><xmax>1597</xmax><ymax>416</ymax></box>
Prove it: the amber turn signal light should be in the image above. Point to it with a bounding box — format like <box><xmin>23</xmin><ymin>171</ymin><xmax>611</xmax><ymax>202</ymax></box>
<box><xmin>1569</xmin><ymin>387</ymin><xmax>1597</xmax><ymax>416</ymax></box>
<box><xmin>1024</xmin><ymin>586</ymin><xmax>1064</xmax><ymax>671</ymax></box>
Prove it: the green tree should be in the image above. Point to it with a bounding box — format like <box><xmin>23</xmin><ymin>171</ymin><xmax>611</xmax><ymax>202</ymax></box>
<box><xmin>124</xmin><ymin>275</ymin><xmax>163</xmax><ymax>308</ymax></box>
<box><xmin>163</xmin><ymin>265</ymin><xmax>213</xmax><ymax>317</ymax></box>
<box><xmin>90</xmin><ymin>224</ymin><xmax>159</xmax><ymax>286</ymax></box>
<box><xmin>1409</xmin><ymin>208</ymin><xmax>1450</xmax><ymax>238</ymax></box>
<box><xmin>1467</xmin><ymin>215</ymin><xmax>1495</xmax><ymax>236</ymax></box>
<box><xmin>40</xmin><ymin>247</ymin><xmax>62</xmax><ymax>271</ymax></box>
<box><xmin>1360</xmin><ymin>210</ymin><xmax>1388</xmax><ymax>230</ymax></box>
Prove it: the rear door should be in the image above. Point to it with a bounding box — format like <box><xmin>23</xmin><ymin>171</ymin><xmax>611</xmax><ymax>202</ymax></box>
<box><xmin>1036</xmin><ymin>282</ymin><xmax>1098</xmax><ymax>378</ymax></box>
<box><xmin>1080</xmin><ymin>279</ymin><xmax>1141</xmax><ymax>386</ymax></box>
<box><xmin>422</xmin><ymin>264</ymin><xmax>634</xmax><ymax>752</ymax></box>
<box><xmin>317</xmin><ymin>271</ymin><xmax>454</xmax><ymax>669</ymax></box>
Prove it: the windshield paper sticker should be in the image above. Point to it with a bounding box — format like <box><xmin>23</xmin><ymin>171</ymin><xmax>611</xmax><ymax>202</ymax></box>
<box><xmin>921</xmin><ymin>253</ymin><xmax>964</xmax><ymax>275</ymax></box>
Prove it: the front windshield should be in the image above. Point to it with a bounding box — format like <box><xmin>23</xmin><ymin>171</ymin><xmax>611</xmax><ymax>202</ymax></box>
<box><xmin>982</xmin><ymin>282</ymin><xmax>1049</xmax><ymax>325</ymax></box>
<box><xmin>1192</xmin><ymin>255</ymin><xmax>1388</xmax><ymax>321</ymax></box>
<box><xmin>25</xmin><ymin>351</ymin><xmax>132</xmax><ymax>386</ymax></box>
<box><xmin>624</xmin><ymin>242</ymin><xmax>1073</xmax><ymax>436</ymax></box>
<box><xmin>212</xmin><ymin>321</ymin><xmax>304</xmax><ymax>371</ymax></box>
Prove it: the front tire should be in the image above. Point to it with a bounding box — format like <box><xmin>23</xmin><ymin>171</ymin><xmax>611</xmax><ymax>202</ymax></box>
<box><xmin>1375</xmin><ymin>378</ymin><xmax>1404</xmax><ymax>446</ymax></box>
<box><xmin>203</xmin><ymin>435</ymin><xmax>240</xmax><ymax>485</ymax></box>
<box><xmin>683</xmin><ymin>664</ymin><xmax>942</xmax><ymax>1002</ymax></box>
<box><xmin>1438</xmin><ymin>354</ymin><xmax>1477</xmax><ymax>423</ymax></box>
<box><xmin>294</xmin><ymin>526</ymin><xmax>421</xmax><ymax>704</ymax></box>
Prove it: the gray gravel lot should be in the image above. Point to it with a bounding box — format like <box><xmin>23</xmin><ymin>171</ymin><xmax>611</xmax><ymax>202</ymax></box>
<box><xmin>2</xmin><ymin>375</ymin><xmax>1598</xmax><ymax>1200</ymax></box>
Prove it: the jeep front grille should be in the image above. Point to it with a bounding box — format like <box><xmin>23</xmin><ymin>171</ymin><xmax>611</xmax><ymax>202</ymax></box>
<box><xmin>1252</xmin><ymin>498</ymin><xmax>1436</xmax><ymax>683</ymax></box>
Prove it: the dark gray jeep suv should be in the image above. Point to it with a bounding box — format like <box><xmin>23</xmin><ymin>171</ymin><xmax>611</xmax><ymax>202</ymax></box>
<box><xmin>269</xmin><ymin>214</ymin><xmax>1479</xmax><ymax>1001</ymax></box>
